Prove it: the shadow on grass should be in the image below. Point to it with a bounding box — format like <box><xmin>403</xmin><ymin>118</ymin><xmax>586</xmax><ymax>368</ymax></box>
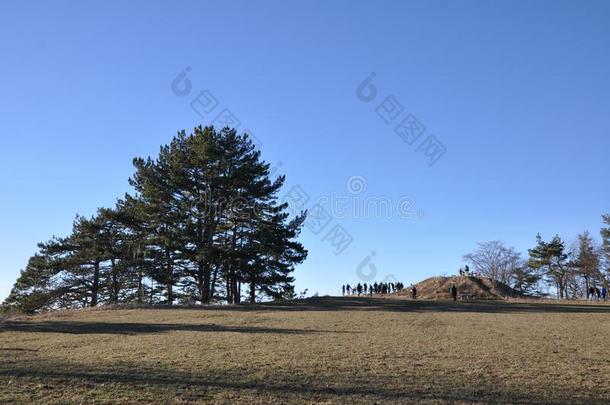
<box><xmin>0</xmin><ymin>321</ymin><xmax>354</xmax><ymax>335</ymax></box>
<box><xmin>0</xmin><ymin>360</ymin><xmax>587</xmax><ymax>404</ymax></box>
<box><xmin>203</xmin><ymin>296</ymin><xmax>610</xmax><ymax>314</ymax></box>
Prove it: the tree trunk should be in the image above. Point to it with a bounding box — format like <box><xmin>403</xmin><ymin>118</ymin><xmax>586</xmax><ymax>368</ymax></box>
<box><xmin>249</xmin><ymin>275</ymin><xmax>256</xmax><ymax>304</ymax></box>
<box><xmin>226</xmin><ymin>271</ymin><xmax>232</xmax><ymax>304</ymax></box>
<box><xmin>232</xmin><ymin>275</ymin><xmax>239</xmax><ymax>304</ymax></box>
<box><xmin>585</xmin><ymin>276</ymin><xmax>590</xmax><ymax>299</ymax></box>
<box><xmin>210</xmin><ymin>265</ymin><xmax>219</xmax><ymax>303</ymax></box>
<box><xmin>137</xmin><ymin>270</ymin><xmax>144</xmax><ymax>304</ymax></box>
<box><xmin>165</xmin><ymin>247</ymin><xmax>173</xmax><ymax>306</ymax></box>
<box><xmin>198</xmin><ymin>260</ymin><xmax>211</xmax><ymax>303</ymax></box>
<box><xmin>91</xmin><ymin>260</ymin><xmax>100</xmax><ymax>307</ymax></box>
<box><xmin>111</xmin><ymin>258</ymin><xmax>119</xmax><ymax>304</ymax></box>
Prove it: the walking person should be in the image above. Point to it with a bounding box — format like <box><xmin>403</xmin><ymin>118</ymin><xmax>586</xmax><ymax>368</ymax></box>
<box><xmin>450</xmin><ymin>284</ymin><xmax>457</xmax><ymax>301</ymax></box>
<box><xmin>411</xmin><ymin>285</ymin><xmax>417</xmax><ymax>300</ymax></box>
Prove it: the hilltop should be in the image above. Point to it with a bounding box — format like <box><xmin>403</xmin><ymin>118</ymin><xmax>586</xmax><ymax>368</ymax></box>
<box><xmin>398</xmin><ymin>275</ymin><xmax>526</xmax><ymax>300</ymax></box>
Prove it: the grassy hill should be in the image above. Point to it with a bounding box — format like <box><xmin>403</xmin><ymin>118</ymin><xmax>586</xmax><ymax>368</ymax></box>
<box><xmin>2</xmin><ymin>297</ymin><xmax>610</xmax><ymax>404</ymax></box>
<box><xmin>398</xmin><ymin>275</ymin><xmax>527</xmax><ymax>300</ymax></box>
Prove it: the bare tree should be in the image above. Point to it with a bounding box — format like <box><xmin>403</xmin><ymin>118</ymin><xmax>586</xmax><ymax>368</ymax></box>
<box><xmin>463</xmin><ymin>241</ymin><xmax>523</xmax><ymax>285</ymax></box>
<box><xmin>573</xmin><ymin>231</ymin><xmax>601</xmax><ymax>298</ymax></box>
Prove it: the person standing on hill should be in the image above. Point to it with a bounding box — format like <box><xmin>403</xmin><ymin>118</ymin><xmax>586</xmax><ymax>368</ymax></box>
<box><xmin>450</xmin><ymin>284</ymin><xmax>458</xmax><ymax>301</ymax></box>
<box><xmin>346</xmin><ymin>284</ymin><xmax>351</xmax><ymax>295</ymax></box>
<box><xmin>411</xmin><ymin>285</ymin><xmax>417</xmax><ymax>299</ymax></box>
<box><xmin>342</xmin><ymin>285</ymin><xmax>346</xmax><ymax>296</ymax></box>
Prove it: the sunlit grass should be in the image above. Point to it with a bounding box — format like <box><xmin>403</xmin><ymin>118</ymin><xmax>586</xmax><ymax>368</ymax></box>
<box><xmin>2</xmin><ymin>297</ymin><xmax>610</xmax><ymax>404</ymax></box>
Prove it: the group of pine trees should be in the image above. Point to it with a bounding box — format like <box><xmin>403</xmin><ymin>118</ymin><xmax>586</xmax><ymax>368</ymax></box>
<box><xmin>3</xmin><ymin>126</ymin><xmax>308</xmax><ymax>313</ymax></box>
<box><xmin>464</xmin><ymin>216</ymin><xmax>610</xmax><ymax>298</ymax></box>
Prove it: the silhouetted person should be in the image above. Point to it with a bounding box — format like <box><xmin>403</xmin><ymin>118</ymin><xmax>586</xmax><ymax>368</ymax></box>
<box><xmin>342</xmin><ymin>285</ymin><xmax>345</xmax><ymax>296</ymax></box>
<box><xmin>464</xmin><ymin>265</ymin><xmax>469</xmax><ymax>275</ymax></box>
<box><xmin>357</xmin><ymin>283</ymin><xmax>362</xmax><ymax>296</ymax></box>
<box><xmin>596</xmin><ymin>287</ymin><xmax>601</xmax><ymax>300</ymax></box>
<box><xmin>411</xmin><ymin>285</ymin><xmax>417</xmax><ymax>299</ymax></box>
<box><xmin>363</xmin><ymin>283</ymin><xmax>368</xmax><ymax>294</ymax></box>
<box><xmin>346</xmin><ymin>284</ymin><xmax>351</xmax><ymax>295</ymax></box>
<box><xmin>602</xmin><ymin>286</ymin><xmax>608</xmax><ymax>301</ymax></box>
<box><xmin>451</xmin><ymin>284</ymin><xmax>457</xmax><ymax>301</ymax></box>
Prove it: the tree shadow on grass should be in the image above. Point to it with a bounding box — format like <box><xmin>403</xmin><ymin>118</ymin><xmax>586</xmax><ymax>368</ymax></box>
<box><xmin>0</xmin><ymin>360</ymin><xmax>590</xmax><ymax>404</ymax></box>
<box><xmin>0</xmin><ymin>321</ymin><xmax>356</xmax><ymax>335</ymax></box>
<box><xmin>199</xmin><ymin>296</ymin><xmax>610</xmax><ymax>315</ymax></box>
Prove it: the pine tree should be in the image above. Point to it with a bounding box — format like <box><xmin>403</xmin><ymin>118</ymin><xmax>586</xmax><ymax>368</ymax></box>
<box><xmin>574</xmin><ymin>231</ymin><xmax>601</xmax><ymax>298</ymax></box>
<box><xmin>528</xmin><ymin>234</ymin><xmax>569</xmax><ymax>298</ymax></box>
<box><xmin>4</xmin><ymin>125</ymin><xmax>308</xmax><ymax>311</ymax></box>
<box><xmin>3</xmin><ymin>254</ymin><xmax>58</xmax><ymax>313</ymax></box>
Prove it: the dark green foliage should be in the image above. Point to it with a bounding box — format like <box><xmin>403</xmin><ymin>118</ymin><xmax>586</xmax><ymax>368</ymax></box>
<box><xmin>510</xmin><ymin>265</ymin><xmax>542</xmax><ymax>296</ymax></box>
<box><xmin>4</xmin><ymin>126</ymin><xmax>307</xmax><ymax>312</ymax></box>
<box><xmin>528</xmin><ymin>234</ymin><xmax>570</xmax><ymax>298</ymax></box>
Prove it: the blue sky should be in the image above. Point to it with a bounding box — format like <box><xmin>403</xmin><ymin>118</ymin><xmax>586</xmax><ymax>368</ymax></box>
<box><xmin>1</xmin><ymin>0</ymin><xmax>609</xmax><ymax>300</ymax></box>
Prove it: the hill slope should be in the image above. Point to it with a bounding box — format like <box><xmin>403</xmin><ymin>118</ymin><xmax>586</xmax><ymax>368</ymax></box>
<box><xmin>398</xmin><ymin>275</ymin><xmax>526</xmax><ymax>299</ymax></box>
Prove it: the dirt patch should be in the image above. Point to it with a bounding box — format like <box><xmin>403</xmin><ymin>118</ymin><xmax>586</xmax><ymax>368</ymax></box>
<box><xmin>399</xmin><ymin>276</ymin><xmax>526</xmax><ymax>300</ymax></box>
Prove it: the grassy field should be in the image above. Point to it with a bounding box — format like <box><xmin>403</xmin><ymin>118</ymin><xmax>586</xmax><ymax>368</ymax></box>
<box><xmin>2</xmin><ymin>297</ymin><xmax>610</xmax><ymax>404</ymax></box>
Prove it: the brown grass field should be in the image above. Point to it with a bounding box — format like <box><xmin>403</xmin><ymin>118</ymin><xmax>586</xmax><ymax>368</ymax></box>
<box><xmin>2</xmin><ymin>296</ymin><xmax>610</xmax><ymax>404</ymax></box>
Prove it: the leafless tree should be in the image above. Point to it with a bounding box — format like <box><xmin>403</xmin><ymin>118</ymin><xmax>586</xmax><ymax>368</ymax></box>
<box><xmin>463</xmin><ymin>241</ymin><xmax>522</xmax><ymax>285</ymax></box>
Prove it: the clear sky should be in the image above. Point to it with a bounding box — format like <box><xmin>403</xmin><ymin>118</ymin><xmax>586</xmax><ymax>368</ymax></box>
<box><xmin>1</xmin><ymin>0</ymin><xmax>609</xmax><ymax>301</ymax></box>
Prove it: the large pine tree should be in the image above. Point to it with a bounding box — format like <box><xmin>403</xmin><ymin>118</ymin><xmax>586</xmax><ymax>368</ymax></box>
<box><xmin>4</xmin><ymin>126</ymin><xmax>307</xmax><ymax>312</ymax></box>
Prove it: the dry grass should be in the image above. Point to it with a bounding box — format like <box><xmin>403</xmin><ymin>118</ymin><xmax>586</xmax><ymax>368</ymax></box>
<box><xmin>398</xmin><ymin>276</ymin><xmax>524</xmax><ymax>300</ymax></box>
<box><xmin>2</xmin><ymin>297</ymin><xmax>610</xmax><ymax>404</ymax></box>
